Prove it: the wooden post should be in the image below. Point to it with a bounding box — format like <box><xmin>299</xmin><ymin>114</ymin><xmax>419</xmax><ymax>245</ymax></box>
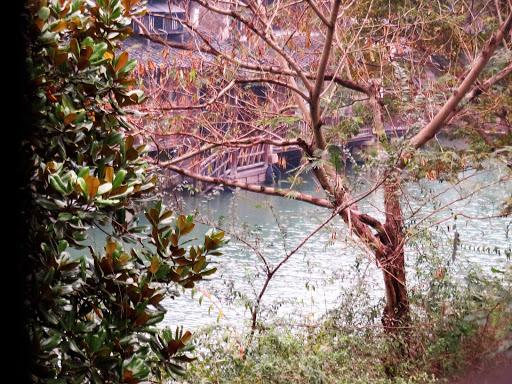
<box><xmin>231</xmin><ymin>150</ymin><xmax>238</xmax><ymax>180</ymax></box>
<box><xmin>192</xmin><ymin>160</ymin><xmax>200</xmax><ymax>188</ymax></box>
<box><xmin>263</xmin><ymin>144</ymin><xmax>270</xmax><ymax>166</ymax></box>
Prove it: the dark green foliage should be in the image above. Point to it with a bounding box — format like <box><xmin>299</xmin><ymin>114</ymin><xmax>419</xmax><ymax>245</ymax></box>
<box><xmin>20</xmin><ymin>1</ymin><xmax>227</xmax><ymax>382</ymax></box>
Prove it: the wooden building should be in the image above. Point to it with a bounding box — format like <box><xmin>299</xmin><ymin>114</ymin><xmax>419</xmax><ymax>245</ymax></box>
<box><xmin>132</xmin><ymin>0</ymin><xmax>187</xmax><ymax>42</ymax></box>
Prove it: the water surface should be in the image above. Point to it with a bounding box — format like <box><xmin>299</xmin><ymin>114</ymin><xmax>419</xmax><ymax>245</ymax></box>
<box><xmin>157</xmin><ymin>167</ymin><xmax>511</xmax><ymax>332</ymax></box>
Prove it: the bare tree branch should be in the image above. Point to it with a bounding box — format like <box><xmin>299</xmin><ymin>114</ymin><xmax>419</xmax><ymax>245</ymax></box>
<box><xmin>310</xmin><ymin>0</ymin><xmax>342</xmax><ymax>150</ymax></box>
<box><xmin>164</xmin><ymin>163</ymin><xmax>335</xmax><ymax>208</ymax></box>
<box><xmin>305</xmin><ymin>0</ymin><xmax>332</xmax><ymax>27</ymax></box>
<box><xmin>409</xmin><ymin>10</ymin><xmax>512</xmax><ymax>150</ymax></box>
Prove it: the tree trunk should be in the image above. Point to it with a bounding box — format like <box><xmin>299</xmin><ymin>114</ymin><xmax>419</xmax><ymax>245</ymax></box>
<box><xmin>378</xmin><ymin>178</ymin><xmax>409</xmax><ymax>332</ymax></box>
<box><xmin>379</xmin><ymin>246</ymin><xmax>409</xmax><ymax>331</ymax></box>
<box><xmin>312</xmin><ymin>159</ymin><xmax>411</xmax><ymax>332</ymax></box>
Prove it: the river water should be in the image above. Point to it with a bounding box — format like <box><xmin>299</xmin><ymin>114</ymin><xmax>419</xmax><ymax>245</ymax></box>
<box><xmin>82</xmin><ymin>165</ymin><xmax>511</xmax><ymax>332</ymax></box>
<box><xmin>154</xmin><ymin>166</ymin><xmax>512</xmax><ymax>332</ymax></box>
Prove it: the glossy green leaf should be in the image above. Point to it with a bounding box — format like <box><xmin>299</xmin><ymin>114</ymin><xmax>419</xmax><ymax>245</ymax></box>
<box><xmin>58</xmin><ymin>240</ymin><xmax>68</xmax><ymax>253</ymax></box>
<box><xmin>112</xmin><ymin>169</ymin><xmax>127</xmax><ymax>189</ymax></box>
<box><xmin>155</xmin><ymin>264</ymin><xmax>170</xmax><ymax>279</ymax></box>
<box><xmin>95</xmin><ymin>198</ymin><xmax>121</xmax><ymax>206</ymax></box>
<box><xmin>57</xmin><ymin>212</ymin><xmax>74</xmax><ymax>221</ymax></box>
<box><xmin>77</xmin><ymin>167</ymin><xmax>90</xmax><ymax>178</ymax></box>
<box><xmin>97</xmin><ymin>182</ymin><xmax>112</xmax><ymax>195</ymax></box>
<box><xmin>38</xmin><ymin>6</ymin><xmax>50</xmax><ymax>20</ymax></box>
<box><xmin>50</xmin><ymin>175</ymin><xmax>67</xmax><ymax>194</ymax></box>
<box><xmin>89</xmin><ymin>42</ymin><xmax>108</xmax><ymax>62</ymax></box>
<box><xmin>40</xmin><ymin>333</ymin><xmax>62</xmax><ymax>350</ymax></box>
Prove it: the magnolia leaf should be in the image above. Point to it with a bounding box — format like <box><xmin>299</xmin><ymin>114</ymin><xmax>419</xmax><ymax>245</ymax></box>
<box><xmin>61</xmin><ymin>94</ymin><xmax>75</xmax><ymax>113</ymax></box>
<box><xmin>166</xmin><ymin>340</ymin><xmax>184</xmax><ymax>356</ymax></box>
<box><xmin>115</xmin><ymin>51</ymin><xmax>129</xmax><ymax>72</ymax></box>
<box><xmin>80</xmin><ymin>45</ymin><xmax>93</xmax><ymax>60</ymax></box>
<box><xmin>134</xmin><ymin>311</ymin><xmax>150</xmax><ymax>327</ymax></box>
<box><xmin>160</xmin><ymin>210</ymin><xmax>174</xmax><ymax>223</ymax></box>
<box><xmin>58</xmin><ymin>240</ymin><xmax>68</xmax><ymax>253</ymax></box>
<box><xmin>106</xmin><ymin>242</ymin><xmax>117</xmax><ymax>257</ymax></box>
<box><xmin>180</xmin><ymin>222</ymin><xmax>195</xmax><ymax>236</ymax></box>
<box><xmin>104</xmin><ymin>166</ymin><xmax>114</xmax><ymax>183</ymax></box>
<box><xmin>51</xmin><ymin>19</ymin><xmax>67</xmax><ymax>32</ymax></box>
<box><xmin>69</xmin><ymin>38</ymin><xmax>79</xmax><ymax>57</ymax></box>
<box><xmin>57</xmin><ymin>212</ymin><xmax>73</xmax><ymax>221</ymax></box>
<box><xmin>78</xmin><ymin>167</ymin><xmax>90</xmax><ymax>178</ymax></box>
<box><xmin>126</xmin><ymin>147</ymin><xmax>139</xmax><ymax>161</ymax></box>
<box><xmin>37</xmin><ymin>197</ymin><xmax>59</xmax><ymax>210</ymax></box>
<box><xmin>40</xmin><ymin>333</ymin><xmax>62</xmax><ymax>350</ymax></box>
<box><xmin>112</xmin><ymin>169</ymin><xmax>127</xmax><ymax>189</ymax></box>
<box><xmin>149</xmin><ymin>208</ymin><xmax>160</xmax><ymax>224</ymax></box>
<box><xmin>181</xmin><ymin>331</ymin><xmax>192</xmax><ymax>344</ymax></box>
<box><xmin>97</xmin><ymin>182</ymin><xmax>112</xmax><ymax>195</ymax></box>
<box><xmin>86</xmin><ymin>177</ymin><xmax>99</xmax><ymax>198</ymax></box>
<box><xmin>150</xmin><ymin>256</ymin><xmax>159</xmax><ymax>275</ymax></box>
<box><xmin>177</xmin><ymin>214</ymin><xmax>187</xmax><ymax>232</ymax></box>
<box><xmin>54</xmin><ymin>52</ymin><xmax>68</xmax><ymax>66</ymax></box>
<box><xmin>167</xmin><ymin>362</ymin><xmax>186</xmax><ymax>376</ymax></box>
<box><xmin>174</xmin><ymin>355</ymin><xmax>197</xmax><ymax>363</ymax></box>
<box><xmin>38</xmin><ymin>6</ymin><xmax>50</xmax><ymax>20</ymax></box>
<box><xmin>201</xmin><ymin>268</ymin><xmax>217</xmax><ymax>276</ymax></box>
<box><xmin>49</xmin><ymin>175</ymin><xmax>67</xmax><ymax>194</ymax></box>
<box><xmin>78</xmin><ymin>57</ymin><xmax>90</xmax><ymax>70</ymax></box>
<box><xmin>145</xmin><ymin>311</ymin><xmax>165</xmax><ymax>326</ymax></box>
<box><xmin>110</xmin><ymin>185</ymin><xmax>133</xmax><ymax>199</ymax></box>
<box><xmin>117</xmin><ymin>59</ymin><xmax>137</xmax><ymax>76</ymax></box>
<box><xmin>155</xmin><ymin>264</ymin><xmax>170</xmax><ymax>279</ymax></box>
<box><xmin>95</xmin><ymin>198</ymin><xmax>121</xmax><ymax>205</ymax></box>
<box><xmin>192</xmin><ymin>256</ymin><xmax>206</xmax><ymax>273</ymax></box>
<box><xmin>126</xmin><ymin>135</ymin><xmax>134</xmax><ymax>149</ymax></box>
<box><xmin>89</xmin><ymin>42</ymin><xmax>108</xmax><ymax>63</ymax></box>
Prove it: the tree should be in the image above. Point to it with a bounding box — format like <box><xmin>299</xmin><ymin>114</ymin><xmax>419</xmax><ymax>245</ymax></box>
<box><xmin>19</xmin><ymin>1</ymin><xmax>227</xmax><ymax>382</ymax></box>
<box><xmin>128</xmin><ymin>0</ymin><xmax>512</xmax><ymax>335</ymax></box>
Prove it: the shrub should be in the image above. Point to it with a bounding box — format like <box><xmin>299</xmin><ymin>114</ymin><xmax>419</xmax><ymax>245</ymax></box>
<box><xmin>183</xmin><ymin>256</ymin><xmax>511</xmax><ymax>384</ymax></box>
<box><xmin>19</xmin><ymin>1</ymin><xmax>227</xmax><ymax>382</ymax></box>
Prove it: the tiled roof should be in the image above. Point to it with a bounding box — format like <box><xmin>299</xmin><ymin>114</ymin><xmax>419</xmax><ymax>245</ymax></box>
<box><xmin>122</xmin><ymin>32</ymin><xmax>241</xmax><ymax>69</ymax></box>
<box><xmin>122</xmin><ymin>35</ymin><xmax>206</xmax><ymax>68</ymax></box>
<box><xmin>146</xmin><ymin>1</ymin><xmax>185</xmax><ymax>14</ymax></box>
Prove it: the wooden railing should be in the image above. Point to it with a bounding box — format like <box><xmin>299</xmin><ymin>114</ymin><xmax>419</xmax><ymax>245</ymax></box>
<box><xmin>164</xmin><ymin>118</ymin><xmax>409</xmax><ymax>189</ymax></box>
<box><xmin>197</xmin><ymin>143</ymin><xmax>270</xmax><ymax>180</ymax></box>
<box><xmin>197</xmin><ymin>149</ymin><xmax>235</xmax><ymax>179</ymax></box>
<box><xmin>135</xmin><ymin>13</ymin><xmax>184</xmax><ymax>35</ymax></box>
<box><xmin>193</xmin><ymin>122</ymin><xmax>408</xmax><ymax>180</ymax></box>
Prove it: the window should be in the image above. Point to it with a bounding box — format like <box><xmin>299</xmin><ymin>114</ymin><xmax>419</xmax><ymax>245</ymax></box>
<box><xmin>152</xmin><ymin>16</ymin><xmax>164</xmax><ymax>32</ymax></box>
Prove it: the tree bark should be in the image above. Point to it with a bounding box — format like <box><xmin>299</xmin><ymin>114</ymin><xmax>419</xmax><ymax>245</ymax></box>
<box><xmin>378</xmin><ymin>177</ymin><xmax>409</xmax><ymax>331</ymax></box>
